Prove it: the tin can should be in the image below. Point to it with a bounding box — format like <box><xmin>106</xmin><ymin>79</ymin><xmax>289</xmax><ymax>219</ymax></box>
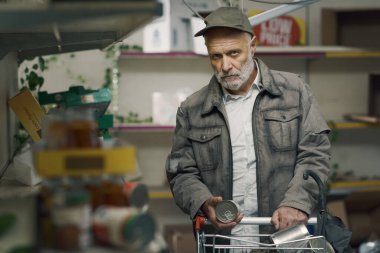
<box><xmin>123</xmin><ymin>181</ymin><xmax>149</xmax><ymax>209</ymax></box>
<box><xmin>92</xmin><ymin>206</ymin><xmax>156</xmax><ymax>250</ymax></box>
<box><xmin>271</xmin><ymin>223</ymin><xmax>310</xmax><ymax>252</ymax></box>
<box><xmin>215</xmin><ymin>200</ymin><xmax>240</xmax><ymax>223</ymax></box>
<box><xmin>51</xmin><ymin>189</ymin><xmax>92</xmax><ymax>250</ymax></box>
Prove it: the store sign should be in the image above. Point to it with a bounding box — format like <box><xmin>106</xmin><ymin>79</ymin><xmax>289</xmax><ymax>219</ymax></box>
<box><xmin>250</xmin><ymin>11</ymin><xmax>306</xmax><ymax>46</ymax></box>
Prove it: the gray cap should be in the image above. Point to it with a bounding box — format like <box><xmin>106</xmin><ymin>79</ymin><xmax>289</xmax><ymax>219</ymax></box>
<box><xmin>194</xmin><ymin>7</ymin><xmax>253</xmax><ymax>37</ymax></box>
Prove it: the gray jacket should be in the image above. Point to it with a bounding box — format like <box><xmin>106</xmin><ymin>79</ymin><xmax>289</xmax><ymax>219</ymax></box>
<box><xmin>166</xmin><ymin>58</ymin><xmax>330</xmax><ymax>227</ymax></box>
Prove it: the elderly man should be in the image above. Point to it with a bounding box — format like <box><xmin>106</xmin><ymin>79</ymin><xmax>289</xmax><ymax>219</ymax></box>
<box><xmin>166</xmin><ymin>6</ymin><xmax>330</xmax><ymax>252</ymax></box>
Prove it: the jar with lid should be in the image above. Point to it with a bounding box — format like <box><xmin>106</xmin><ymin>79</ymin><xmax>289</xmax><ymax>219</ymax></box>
<box><xmin>42</xmin><ymin>107</ymin><xmax>100</xmax><ymax>149</ymax></box>
<box><xmin>65</xmin><ymin>108</ymin><xmax>100</xmax><ymax>149</ymax></box>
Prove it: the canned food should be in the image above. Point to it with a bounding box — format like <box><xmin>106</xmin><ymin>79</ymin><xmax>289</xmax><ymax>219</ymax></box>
<box><xmin>123</xmin><ymin>181</ymin><xmax>149</xmax><ymax>209</ymax></box>
<box><xmin>271</xmin><ymin>223</ymin><xmax>310</xmax><ymax>252</ymax></box>
<box><xmin>92</xmin><ymin>206</ymin><xmax>156</xmax><ymax>250</ymax></box>
<box><xmin>270</xmin><ymin>223</ymin><xmax>310</xmax><ymax>245</ymax></box>
<box><xmin>51</xmin><ymin>189</ymin><xmax>92</xmax><ymax>251</ymax></box>
<box><xmin>215</xmin><ymin>200</ymin><xmax>240</xmax><ymax>223</ymax></box>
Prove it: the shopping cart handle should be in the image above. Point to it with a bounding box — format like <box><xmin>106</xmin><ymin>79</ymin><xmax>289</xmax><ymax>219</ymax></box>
<box><xmin>195</xmin><ymin>216</ymin><xmax>317</xmax><ymax>228</ymax></box>
<box><xmin>239</xmin><ymin>217</ymin><xmax>318</xmax><ymax>225</ymax></box>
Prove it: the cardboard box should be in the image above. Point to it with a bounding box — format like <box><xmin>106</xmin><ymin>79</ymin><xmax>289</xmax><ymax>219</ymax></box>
<box><xmin>326</xmin><ymin>200</ymin><xmax>349</xmax><ymax>228</ymax></box>
<box><xmin>163</xmin><ymin>224</ymin><xmax>196</xmax><ymax>253</ymax></box>
<box><xmin>8</xmin><ymin>89</ymin><xmax>45</xmax><ymax>141</ymax></box>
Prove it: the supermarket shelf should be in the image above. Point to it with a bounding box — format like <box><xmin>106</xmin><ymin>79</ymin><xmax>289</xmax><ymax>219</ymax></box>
<box><xmin>328</xmin><ymin>121</ymin><xmax>380</xmax><ymax>129</ymax></box>
<box><xmin>112</xmin><ymin>122</ymin><xmax>380</xmax><ymax>133</ymax></box>
<box><xmin>112</xmin><ymin>124</ymin><xmax>175</xmax><ymax>133</ymax></box>
<box><xmin>329</xmin><ymin>180</ymin><xmax>380</xmax><ymax>197</ymax></box>
<box><xmin>0</xmin><ymin>0</ymin><xmax>163</xmax><ymax>60</ymax></box>
<box><xmin>147</xmin><ymin>181</ymin><xmax>380</xmax><ymax>200</ymax></box>
<box><xmin>119</xmin><ymin>51</ymin><xmax>206</xmax><ymax>59</ymax></box>
<box><xmin>0</xmin><ymin>179</ymin><xmax>40</xmax><ymax>199</ymax></box>
<box><xmin>120</xmin><ymin>46</ymin><xmax>380</xmax><ymax>59</ymax></box>
<box><xmin>330</xmin><ymin>180</ymin><xmax>380</xmax><ymax>190</ymax></box>
<box><xmin>149</xmin><ymin>187</ymin><xmax>173</xmax><ymax>199</ymax></box>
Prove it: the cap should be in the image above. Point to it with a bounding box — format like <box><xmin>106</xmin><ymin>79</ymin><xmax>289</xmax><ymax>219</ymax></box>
<box><xmin>194</xmin><ymin>7</ymin><xmax>253</xmax><ymax>37</ymax></box>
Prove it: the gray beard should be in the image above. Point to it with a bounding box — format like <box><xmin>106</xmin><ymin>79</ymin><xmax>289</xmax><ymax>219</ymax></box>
<box><xmin>216</xmin><ymin>55</ymin><xmax>255</xmax><ymax>91</ymax></box>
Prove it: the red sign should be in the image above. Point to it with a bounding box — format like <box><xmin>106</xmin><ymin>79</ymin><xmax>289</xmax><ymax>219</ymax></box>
<box><xmin>253</xmin><ymin>16</ymin><xmax>302</xmax><ymax>46</ymax></box>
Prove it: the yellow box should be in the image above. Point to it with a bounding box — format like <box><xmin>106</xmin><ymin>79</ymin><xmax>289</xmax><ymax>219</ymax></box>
<box><xmin>8</xmin><ymin>89</ymin><xmax>45</xmax><ymax>141</ymax></box>
<box><xmin>34</xmin><ymin>146</ymin><xmax>136</xmax><ymax>177</ymax></box>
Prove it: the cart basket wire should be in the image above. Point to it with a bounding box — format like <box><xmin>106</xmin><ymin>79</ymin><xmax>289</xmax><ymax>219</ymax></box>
<box><xmin>195</xmin><ymin>215</ymin><xmax>333</xmax><ymax>253</ymax></box>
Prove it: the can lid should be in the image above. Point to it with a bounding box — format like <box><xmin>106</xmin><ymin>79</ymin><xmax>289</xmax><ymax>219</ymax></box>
<box><xmin>129</xmin><ymin>184</ymin><xmax>149</xmax><ymax>208</ymax></box>
<box><xmin>215</xmin><ymin>200</ymin><xmax>239</xmax><ymax>223</ymax></box>
<box><xmin>122</xmin><ymin>213</ymin><xmax>156</xmax><ymax>249</ymax></box>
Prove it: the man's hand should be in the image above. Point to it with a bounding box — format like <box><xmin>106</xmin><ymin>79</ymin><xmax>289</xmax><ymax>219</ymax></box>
<box><xmin>271</xmin><ymin>206</ymin><xmax>308</xmax><ymax>230</ymax></box>
<box><xmin>201</xmin><ymin>196</ymin><xmax>243</xmax><ymax>230</ymax></box>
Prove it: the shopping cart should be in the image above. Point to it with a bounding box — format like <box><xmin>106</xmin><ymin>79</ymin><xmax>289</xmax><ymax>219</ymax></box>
<box><xmin>194</xmin><ymin>215</ymin><xmax>333</xmax><ymax>253</ymax></box>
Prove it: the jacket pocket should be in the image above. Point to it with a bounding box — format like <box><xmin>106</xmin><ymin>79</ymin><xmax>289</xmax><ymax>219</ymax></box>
<box><xmin>188</xmin><ymin>127</ymin><xmax>222</xmax><ymax>171</ymax></box>
<box><xmin>263</xmin><ymin>108</ymin><xmax>300</xmax><ymax>151</ymax></box>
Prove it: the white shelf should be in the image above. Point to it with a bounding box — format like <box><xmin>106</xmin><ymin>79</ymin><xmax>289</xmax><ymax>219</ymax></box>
<box><xmin>112</xmin><ymin>123</ymin><xmax>175</xmax><ymax>133</ymax></box>
<box><xmin>119</xmin><ymin>46</ymin><xmax>380</xmax><ymax>60</ymax></box>
<box><xmin>0</xmin><ymin>0</ymin><xmax>163</xmax><ymax>60</ymax></box>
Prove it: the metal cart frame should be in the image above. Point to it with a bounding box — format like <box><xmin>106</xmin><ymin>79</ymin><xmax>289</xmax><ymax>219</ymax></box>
<box><xmin>195</xmin><ymin>216</ymin><xmax>330</xmax><ymax>253</ymax></box>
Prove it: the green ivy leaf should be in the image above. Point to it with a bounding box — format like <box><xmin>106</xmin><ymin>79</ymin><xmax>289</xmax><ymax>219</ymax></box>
<box><xmin>38</xmin><ymin>56</ymin><xmax>46</xmax><ymax>71</ymax></box>
<box><xmin>37</xmin><ymin>76</ymin><xmax>44</xmax><ymax>87</ymax></box>
<box><xmin>26</xmin><ymin>71</ymin><xmax>39</xmax><ymax>91</ymax></box>
<box><xmin>24</xmin><ymin>67</ymin><xmax>29</xmax><ymax>74</ymax></box>
<box><xmin>32</xmin><ymin>63</ymin><xmax>38</xmax><ymax>70</ymax></box>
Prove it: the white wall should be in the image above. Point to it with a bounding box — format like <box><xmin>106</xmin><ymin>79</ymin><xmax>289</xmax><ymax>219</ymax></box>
<box><xmin>33</xmin><ymin>50</ymin><xmax>111</xmax><ymax>93</ymax></box>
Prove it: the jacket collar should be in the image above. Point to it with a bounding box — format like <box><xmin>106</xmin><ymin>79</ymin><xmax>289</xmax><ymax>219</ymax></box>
<box><xmin>201</xmin><ymin>58</ymin><xmax>282</xmax><ymax>115</ymax></box>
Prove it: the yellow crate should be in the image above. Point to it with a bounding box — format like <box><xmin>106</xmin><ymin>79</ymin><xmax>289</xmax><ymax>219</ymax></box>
<box><xmin>35</xmin><ymin>147</ymin><xmax>136</xmax><ymax>177</ymax></box>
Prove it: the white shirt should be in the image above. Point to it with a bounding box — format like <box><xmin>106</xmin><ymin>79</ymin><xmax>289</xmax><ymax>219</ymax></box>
<box><xmin>223</xmin><ymin>61</ymin><xmax>262</xmax><ymax>252</ymax></box>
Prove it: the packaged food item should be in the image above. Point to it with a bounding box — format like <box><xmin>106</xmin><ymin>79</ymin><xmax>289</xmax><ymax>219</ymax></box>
<box><xmin>42</xmin><ymin>108</ymin><xmax>100</xmax><ymax>150</ymax></box>
<box><xmin>271</xmin><ymin>223</ymin><xmax>310</xmax><ymax>253</ymax></box>
<box><xmin>65</xmin><ymin>108</ymin><xmax>100</xmax><ymax>149</ymax></box>
<box><xmin>92</xmin><ymin>206</ymin><xmax>156</xmax><ymax>250</ymax></box>
<box><xmin>85</xmin><ymin>180</ymin><xmax>149</xmax><ymax>209</ymax></box>
<box><xmin>51</xmin><ymin>189</ymin><xmax>92</xmax><ymax>251</ymax></box>
<box><xmin>215</xmin><ymin>200</ymin><xmax>240</xmax><ymax>223</ymax></box>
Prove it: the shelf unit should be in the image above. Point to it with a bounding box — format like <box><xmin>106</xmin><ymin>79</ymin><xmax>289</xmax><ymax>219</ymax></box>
<box><xmin>112</xmin><ymin>122</ymin><xmax>380</xmax><ymax>133</ymax></box>
<box><xmin>148</xmin><ymin>180</ymin><xmax>380</xmax><ymax>200</ymax></box>
<box><xmin>0</xmin><ymin>0</ymin><xmax>163</xmax><ymax>60</ymax></box>
<box><xmin>329</xmin><ymin>180</ymin><xmax>380</xmax><ymax>196</ymax></box>
<box><xmin>119</xmin><ymin>46</ymin><xmax>380</xmax><ymax>60</ymax></box>
<box><xmin>112</xmin><ymin>124</ymin><xmax>175</xmax><ymax>133</ymax></box>
<box><xmin>0</xmin><ymin>2</ymin><xmax>164</xmax><ymax>252</ymax></box>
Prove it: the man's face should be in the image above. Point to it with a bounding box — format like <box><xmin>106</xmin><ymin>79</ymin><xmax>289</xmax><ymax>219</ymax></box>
<box><xmin>205</xmin><ymin>28</ymin><xmax>256</xmax><ymax>94</ymax></box>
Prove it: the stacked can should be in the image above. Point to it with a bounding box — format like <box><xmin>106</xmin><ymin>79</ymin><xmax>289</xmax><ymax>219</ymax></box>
<box><xmin>92</xmin><ymin>206</ymin><xmax>156</xmax><ymax>250</ymax></box>
<box><xmin>51</xmin><ymin>189</ymin><xmax>92</xmax><ymax>250</ymax></box>
<box><xmin>123</xmin><ymin>181</ymin><xmax>149</xmax><ymax>209</ymax></box>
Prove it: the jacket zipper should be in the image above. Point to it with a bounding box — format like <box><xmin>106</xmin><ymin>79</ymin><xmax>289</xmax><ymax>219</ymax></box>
<box><xmin>216</xmin><ymin>103</ymin><xmax>233</xmax><ymax>200</ymax></box>
<box><xmin>253</xmin><ymin>90</ymin><xmax>264</xmax><ymax>217</ymax></box>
